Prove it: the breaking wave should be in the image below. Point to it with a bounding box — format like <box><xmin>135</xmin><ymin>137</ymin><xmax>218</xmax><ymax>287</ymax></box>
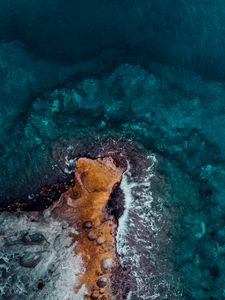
<box><xmin>117</xmin><ymin>154</ymin><xmax>181</xmax><ymax>299</ymax></box>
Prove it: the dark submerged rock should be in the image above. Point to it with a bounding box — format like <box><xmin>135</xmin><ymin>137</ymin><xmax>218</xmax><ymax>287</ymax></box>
<box><xmin>19</xmin><ymin>253</ymin><xmax>42</xmax><ymax>268</ymax></box>
<box><xmin>83</xmin><ymin>221</ymin><xmax>93</xmax><ymax>229</ymax></box>
<box><xmin>21</xmin><ymin>232</ymin><xmax>45</xmax><ymax>245</ymax></box>
<box><xmin>96</xmin><ymin>278</ymin><xmax>107</xmax><ymax>288</ymax></box>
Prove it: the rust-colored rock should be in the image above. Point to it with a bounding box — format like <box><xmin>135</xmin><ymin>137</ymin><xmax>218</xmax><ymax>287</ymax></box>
<box><xmin>96</xmin><ymin>236</ymin><xmax>105</xmax><ymax>245</ymax></box>
<box><xmin>53</xmin><ymin>156</ymin><xmax>125</xmax><ymax>299</ymax></box>
<box><xmin>88</xmin><ymin>231</ymin><xmax>97</xmax><ymax>241</ymax></box>
<box><xmin>83</xmin><ymin>221</ymin><xmax>93</xmax><ymax>229</ymax></box>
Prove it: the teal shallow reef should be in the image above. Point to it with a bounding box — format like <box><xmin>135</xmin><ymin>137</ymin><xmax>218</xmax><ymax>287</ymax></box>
<box><xmin>0</xmin><ymin>1</ymin><xmax>225</xmax><ymax>299</ymax></box>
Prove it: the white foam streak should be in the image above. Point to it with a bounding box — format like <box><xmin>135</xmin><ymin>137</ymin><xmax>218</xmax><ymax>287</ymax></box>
<box><xmin>116</xmin><ymin>154</ymin><xmax>169</xmax><ymax>299</ymax></box>
<box><xmin>117</xmin><ymin>162</ymin><xmax>137</xmax><ymax>251</ymax></box>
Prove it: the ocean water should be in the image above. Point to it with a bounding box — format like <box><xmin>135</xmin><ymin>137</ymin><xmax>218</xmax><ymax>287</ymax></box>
<box><xmin>1</xmin><ymin>1</ymin><xmax>225</xmax><ymax>299</ymax></box>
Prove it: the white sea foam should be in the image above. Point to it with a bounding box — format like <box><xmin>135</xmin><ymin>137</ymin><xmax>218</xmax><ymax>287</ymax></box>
<box><xmin>64</xmin><ymin>155</ymin><xmax>76</xmax><ymax>174</ymax></box>
<box><xmin>117</xmin><ymin>154</ymin><xmax>157</xmax><ymax>255</ymax></box>
<box><xmin>117</xmin><ymin>162</ymin><xmax>137</xmax><ymax>251</ymax></box>
<box><xmin>116</xmin><ymin>154</ymin><xmax>178</xmax><ymax>299</ymax></box>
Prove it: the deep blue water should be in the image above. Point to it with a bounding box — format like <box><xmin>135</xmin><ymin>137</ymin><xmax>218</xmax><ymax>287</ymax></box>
<box><xmin>1</xmin><ymin>1</ymin><xmax>225</xmax><ymax>299</ymax></box>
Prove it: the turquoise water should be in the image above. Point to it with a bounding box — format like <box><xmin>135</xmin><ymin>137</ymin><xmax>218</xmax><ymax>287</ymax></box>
<box><xmin>0</xmin><ymin>1</ymin><xmax>225</xmax><ymax>299</ymax></box>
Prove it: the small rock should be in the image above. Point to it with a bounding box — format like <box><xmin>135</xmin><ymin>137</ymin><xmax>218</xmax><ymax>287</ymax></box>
<box><xmin>71</xmin><ymin>191</ymin><xmax>79</xmax><ymax>200</ymax></box>
<box><xmin>96</xmin><ymin>270</ymin><xmax>103</xmax><ymax>276</ymax></box>
<box><xmin>96</xmin><ymin>277</ymin><xmax>107</xmax><ymax>288</ymax></box>
<box><xmin>21</xmin><ymin>232</ymin><xmax>45</xmax><ymax>245</ymax></box>
<box><xmin>20</xmin><ymin>253</ymin><xmax>42</xmax><ymax>268</ymax></box>
<box><xmin>101</xmin><ymin>258</ymin><xmax>112</xmax><ymax>270</ymax></box>
<box><xmin>37</xmin><ymin>280</ymin><xmax>45</xmax><ymax>290</ymax></box>
<box><xmin>83</xmin><ymin>221</ymin><xmax>93</xmax><ymax>229</ymax></box>
<box><xmin>88</xmin><ymin>231</ymin><xmax>97</xmax><ymax>241</ymax></box>
<box><xmin>96</xmin><ymin>237</ymin><xmax>104</xmax><ymax>245</ymax></box>
<box><xmin>91</xmin><ymin>291</ymin><xmax>99</xmax><ymax>299</ymax></box>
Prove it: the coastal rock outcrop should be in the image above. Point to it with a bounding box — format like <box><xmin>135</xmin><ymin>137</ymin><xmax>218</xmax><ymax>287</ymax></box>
<box><xmin>53</xmin><ymin>156</ymin><xmax>126</xmax><ymax>299</ymax></box>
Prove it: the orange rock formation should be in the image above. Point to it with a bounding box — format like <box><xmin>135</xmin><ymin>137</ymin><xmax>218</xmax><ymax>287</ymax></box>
<box><xmin>53</xmin><ymin>156</ymin><xmax>125</xmax><ymax>299</ymax></box>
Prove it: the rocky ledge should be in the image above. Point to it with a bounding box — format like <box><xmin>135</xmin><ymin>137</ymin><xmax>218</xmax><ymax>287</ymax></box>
<box><xmin>53</xmin><ymin>156</ymin><xmax>127</xmax><ymax>299</ymax></box>
<box><xmin>0</xmin><ymin>154</ymin><xmax>128</xmax><ymax>300</ymax></box>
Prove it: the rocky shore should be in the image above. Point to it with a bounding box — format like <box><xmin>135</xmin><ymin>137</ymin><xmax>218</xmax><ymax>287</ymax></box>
<box><xmin>53</xmin><ymin>156</ymin><xmax>127</xmax><ymax>299</ymax></box>
<box><xmin>0</xmin><ymin>152</ymin><xmax>130</xmax><ymax>299</ymax></box>
<box><xmin>0</xmin><ymin>141</ymin><xmax>182</xmax><ymax>299</ymax></box>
